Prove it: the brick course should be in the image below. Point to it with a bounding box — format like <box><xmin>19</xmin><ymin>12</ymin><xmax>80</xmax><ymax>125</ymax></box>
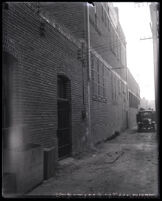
<box><xmin>3</xmin><ymin>3</ymin><xmax>140</xmax><ymax>177</ymax></box>
<box><xmin>2</xmin><ymin>3</ymin><xmax>87</xmax><ymax>154</ymax></box>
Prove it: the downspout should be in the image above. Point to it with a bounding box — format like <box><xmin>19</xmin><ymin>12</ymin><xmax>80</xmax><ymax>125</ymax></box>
<box><xmin>85</xmin><ymin>2</ymin><xmax>92</xmax><ymax>147</ymax></box>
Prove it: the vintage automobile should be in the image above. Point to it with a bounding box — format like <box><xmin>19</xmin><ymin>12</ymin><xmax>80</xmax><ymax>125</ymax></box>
<box><xmin>136</xmin><ymin>109</ymin><xmax>156</xmax><ymax>132</ymax></box>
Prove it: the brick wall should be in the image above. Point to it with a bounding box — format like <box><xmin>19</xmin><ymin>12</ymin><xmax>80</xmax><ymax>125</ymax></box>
<box><xmin>127</xmin><ymin>68</ymin><xmax>140</xmax><ymax>98</ymax></box>
<box><xmin>35</xmin><ymin>2</ymin><xmax>132</xmax><ymax>143</ymax></box>
<box><xmin>39</xmin><ymin>2</ymin><xmax>86</xmax><ymax>41</ymax></box>
<box><xmin>3</xmin><ymin>2</ymin><xmax>140</xmax><ymax>159</ymax></box>
<box><xmin>89</xmin><ymin>3</ymin><xmax>129</xmax><ymax>143</ymax></box>
<box><xmin>89</xmin><ymin>2</ymin><xmax>127</xmax><ymax>80</ymax></box>
<box><xmin>2</xmin><ymin>3</ymin><xmax>88</xmax><ymax>157</ymax></box>
<box><xmin>90</xmin><ymin>51</ymin><xmax>129</xmax><ymax>144</ymax></box>
<box><xmin>127</xmin><ymin>69</ymin><xmax>140</xmax><ymax>129</ymax></box>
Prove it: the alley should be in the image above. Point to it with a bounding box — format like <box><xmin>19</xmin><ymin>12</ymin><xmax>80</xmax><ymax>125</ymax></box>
<box><xmin>27</xmin><ymin>128</ymin><xmax>159</xmax><ymax>197</ymax></box>
<box><xmin>2</xmin><ymin>3</ymin><xmax>158</xmax><ymax>198</ymax></box>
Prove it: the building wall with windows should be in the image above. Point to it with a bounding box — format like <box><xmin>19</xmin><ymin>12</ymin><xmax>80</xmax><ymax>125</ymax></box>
<box><xmin>3</xmin><ymin>3</ymin><xmax>140</xmax><ymax>185</ymax></box>
<box><xmin>36</xmin><ymin>2</ymin><xmax>138</xmax><ymax>142</ymax></box>
<box><xmin>89</xmin><ymin>2</ymin><xmax>127</xmax><ymax>81</ymax></box>
<box><xmin>90</xmin><ymin>49</ymin><xmax>129</xmax><ymax>143</ymax></box>
<box><xmin>127</xmin><ymin>69</ymin><xmax>140</xmax><ymax>128</ymax></box>
<box><xmin>89</xmin><ymin>3</ymin><xmax>129</xmax><ymax>143</ymax></box>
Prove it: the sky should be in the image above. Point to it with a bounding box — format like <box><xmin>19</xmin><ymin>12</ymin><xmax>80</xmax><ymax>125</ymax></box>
<box><xmin>113</xmin><ymin>2</ymin><xmax>155</xmax><ymax>101</ymax></box>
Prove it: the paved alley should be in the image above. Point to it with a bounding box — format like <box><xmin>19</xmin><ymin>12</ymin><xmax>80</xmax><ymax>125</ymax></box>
<box><xmin>3</xmin><ymin>3</ymin><xmax>158</xmax><ymax>199</ymax></box>
<box><xmin>27</xmin><ymin>128</ymin><xmax>159</xmax><ymax>197</ymax></box>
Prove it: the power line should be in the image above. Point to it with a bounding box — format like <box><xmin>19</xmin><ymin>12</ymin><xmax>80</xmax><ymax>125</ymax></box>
<box><xmin>140</xmin><ymin>37</ymin><xmax>152</xmax><ymax>40</ymax></box>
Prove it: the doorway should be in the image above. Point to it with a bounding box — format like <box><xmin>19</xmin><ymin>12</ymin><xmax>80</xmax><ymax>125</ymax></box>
<box><xmin>2</xmin><ymin>52</ymin><xmax>17</xmax><ymax>148</ymax></box>
<box><xmin>57</xmin><ymin>75</ymin><xmax>72</xmax><ymax>159</ymax></box>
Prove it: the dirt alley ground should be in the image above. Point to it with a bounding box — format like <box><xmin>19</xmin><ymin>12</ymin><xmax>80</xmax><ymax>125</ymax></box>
<box><xmin>27</xmin><ymin>128</ymin><xmax>159</xmax><ymax>197</ymax></box>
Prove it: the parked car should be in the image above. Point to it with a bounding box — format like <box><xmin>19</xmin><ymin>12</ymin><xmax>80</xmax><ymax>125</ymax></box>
<box><xmin>136</xmin><ymin>109</ymin><xmax>156</xmax><ymax>132</ymax></box>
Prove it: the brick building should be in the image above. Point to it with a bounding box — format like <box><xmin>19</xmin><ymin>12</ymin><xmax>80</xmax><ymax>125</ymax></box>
<box><xmin>2</xmin><ymin>2</ymin><xmax>140</xmax><ymax>194</ymax></box>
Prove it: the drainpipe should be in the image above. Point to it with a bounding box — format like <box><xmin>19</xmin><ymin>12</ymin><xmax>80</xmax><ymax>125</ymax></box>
<box><xmin>85</xmin><ymin>2</ymin><xmax>92</xmax><ymax>147</ymax></box>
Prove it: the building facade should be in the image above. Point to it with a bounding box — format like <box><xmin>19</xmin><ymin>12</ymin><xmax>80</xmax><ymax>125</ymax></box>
<box><xmin>2</xmin><ymin>2</ymin><xmax>140</xmax><ymax>192</ymax></box>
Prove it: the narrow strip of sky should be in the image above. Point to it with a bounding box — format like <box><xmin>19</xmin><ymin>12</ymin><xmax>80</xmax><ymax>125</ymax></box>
<box><xmin>113</xmin><ymin>2</ymin><xmax>155</xmax><ymax>101</ymax></box>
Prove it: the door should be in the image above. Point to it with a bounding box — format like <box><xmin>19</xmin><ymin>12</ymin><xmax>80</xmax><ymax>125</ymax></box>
<box><xmin>57</xmin><ymin>75</ymin><xmax>72</xmax><ymax>159</ymax></box>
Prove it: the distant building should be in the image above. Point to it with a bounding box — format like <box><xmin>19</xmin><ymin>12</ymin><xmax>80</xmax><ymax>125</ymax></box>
<box><xmin>140</xmin><ymin>97</ymin><xmax>155</xmax><ymax>111</ymax></box>
<box><xmin>2</xmin><ymin>2</ymin><xmax>140</xmax><ymax>193</ymax></box>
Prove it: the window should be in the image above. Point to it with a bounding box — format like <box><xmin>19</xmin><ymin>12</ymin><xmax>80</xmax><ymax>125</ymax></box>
<box><xmin>58</xmin><ymin>76</ymin><xmax>68</xmax><ymax>99</ymax></box>
<box><xmin>91</xmin><ymin>54</ymin><xmax>107</xmax><ymax>101</ymax></box>
<box><xmin>89</xmin><ymin>5</ymin><xmax>101</xmax><ymax>36</ymax></box>
<box><xmin>91</xmin><ymin>55</ymin><xmax>98</xmax><ymax>97</ymax></box>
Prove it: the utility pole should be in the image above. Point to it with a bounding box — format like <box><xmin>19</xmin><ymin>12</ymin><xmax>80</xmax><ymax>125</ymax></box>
<box><xmin>149</xmin><ymin>3</ymin><xmax>159</xmax><ymax>133</ymax></box>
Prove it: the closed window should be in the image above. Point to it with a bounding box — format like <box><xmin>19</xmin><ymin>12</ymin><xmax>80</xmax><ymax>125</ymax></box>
<box><xmin>91</xmin><ymin>54</ymin><xmax>107</xmax><ymax>101</ymax></box>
